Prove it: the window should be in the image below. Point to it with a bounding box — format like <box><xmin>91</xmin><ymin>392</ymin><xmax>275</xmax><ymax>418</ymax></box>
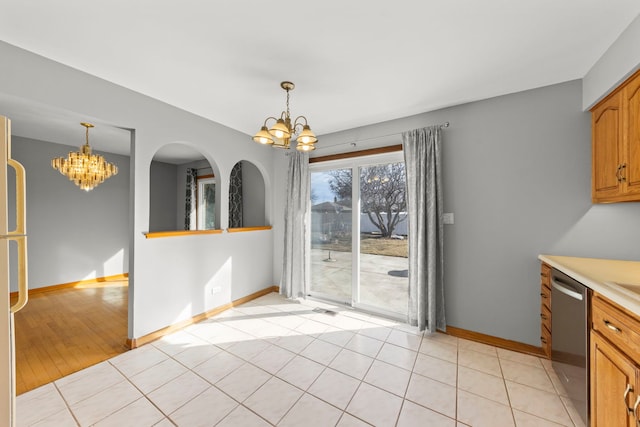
<box><xmin>197</xmin><ymin>176</ymin><xmax>216</xmax><ymax>230</ymax></box>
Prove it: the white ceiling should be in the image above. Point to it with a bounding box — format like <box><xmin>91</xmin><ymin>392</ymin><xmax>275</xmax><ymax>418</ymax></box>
<box><xmin>0</xmin><ymin>0</ymin><xmax>639</xmax><ymax>162</ymax></box>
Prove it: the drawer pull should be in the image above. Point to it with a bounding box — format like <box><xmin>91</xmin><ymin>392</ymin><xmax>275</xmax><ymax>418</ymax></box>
<box><xmin>540</xmin><ymin>293</ymin><xmax>548</xmax><ymax>298</ymax></box>
<box><xmin>540</xmin><ymin>336</ymin><xmax>547</xmax><ymax>344</ymax></box>
<box><xmin>624</xmin><ymin>384</ymin><xmax>634</xmax><ymax>413</ymax></box>
<box><xmin>604</xmin><ymin>320</ymin><xmax>622</xmax><ymax>333</ymax></box>
<box><xmin>633</xmin><ymin>394</ymin><xmax>640</xmax><ymax>422</ymax></box>
<box><xmin>541</xmin><ymin>314</ymin><xmax>547</xmax><ymax>320</ymax></box>
<box><xmin>617</xmin><ymin>164</ymin><xmax>623</xmax><ymax>182</ymax></box>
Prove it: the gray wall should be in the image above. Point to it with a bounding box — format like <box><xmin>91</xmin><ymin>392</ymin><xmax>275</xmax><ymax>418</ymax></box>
<box><xmin>583</xmin><ymin>14</ymin><xmax>640</xmax><ymax>109</ymax></box>
<box><xmin>9</xmin><ymin>136</ymin><xmax>129</xmax><ymax>290</ymax></box>
<box><xmin>0</xmin><ymin>41</ymin><xmax>274</xmax><ymax>340</ymax></box>
<box><xmin>273</xmin><ymin>80</ymin><xmax>640</xmax><ymax>346</ymax></box>
<box><xmin>149</xmin><ymin>160</ymin><xmax>178</xmax><ymax>232</ymax></box>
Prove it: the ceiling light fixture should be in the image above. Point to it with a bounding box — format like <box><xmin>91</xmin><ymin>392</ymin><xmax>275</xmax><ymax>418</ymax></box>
<box><xmin>51</xmin><ymin>122</ymin><xmax>118</xmax><ymax>191</ymax></box>
<box><xmin>253</xmin><ymin>81</ymin><xmax>318</xmax><ymax>152</ymax></box>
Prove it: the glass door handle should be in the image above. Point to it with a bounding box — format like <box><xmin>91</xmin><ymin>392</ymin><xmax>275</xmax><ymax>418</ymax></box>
<box><xmin>7</xmin><ymin>159</ymin><xmax>25</xmax><ymax>236</ymax></box>
<box><xmin>7</xmin><ymin>158</ymin><xmax>28</xmax><ymax>313</ymax></box>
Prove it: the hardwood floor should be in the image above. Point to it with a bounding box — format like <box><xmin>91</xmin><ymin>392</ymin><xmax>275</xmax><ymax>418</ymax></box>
<box><xmin>12</xmin><ymin>278</ymin><xmax>129</xmax><ymax>395</ymax></box>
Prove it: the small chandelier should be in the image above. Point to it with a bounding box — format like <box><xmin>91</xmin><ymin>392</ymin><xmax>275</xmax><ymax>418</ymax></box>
<box><xmin>51</xmin><ymin>122</ymin><xmax>118</xmax><ymax>191</ymax></box>
<box><xmin>253</xmin><ymin>81</ymin><xmax>318</xmax><ymax>152</ymax></box>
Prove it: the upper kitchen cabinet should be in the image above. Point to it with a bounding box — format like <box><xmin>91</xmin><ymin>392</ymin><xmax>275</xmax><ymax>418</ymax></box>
<box><xmin>592</xmin><ymin>69</ymin><xmax>640</xmax><ymax>203</ymax></box>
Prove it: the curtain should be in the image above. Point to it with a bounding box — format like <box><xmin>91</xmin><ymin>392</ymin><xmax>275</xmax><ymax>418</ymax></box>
<box><xmin>402</xmin><ymin>126</ymin><xmax>445</xmax><ymax>333</ymax></box>
<box><xmin>280</xmin><ymin>151</ymin><xmax>310</xmax><ymax>298</ymax></box>
<box><xmin>184</xmin><ymin>168</ymin><xmax>198</xmax><ymax>230</ymax></box>
<box><xmin>229</xmin><ymin>162</ymin><xmax>244</xmax><ymax>228</ymax></box>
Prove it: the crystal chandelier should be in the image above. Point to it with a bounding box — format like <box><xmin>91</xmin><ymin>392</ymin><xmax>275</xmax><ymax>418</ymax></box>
<box><xmin>253</xmin><ymin>81</ymin><xmax>318</xmax><ymax>151</ymax></box>
<box><xmin>51</xmin><ymin>122</ymin><xmax>118</xmax><ymax>191</ymax></box>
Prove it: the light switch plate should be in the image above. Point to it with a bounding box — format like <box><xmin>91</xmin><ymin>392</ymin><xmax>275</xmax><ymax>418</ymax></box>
<box><xmin>443</xmin><ymin>213</ymin><xmax>454</xmax><ymax>224</ymax></box>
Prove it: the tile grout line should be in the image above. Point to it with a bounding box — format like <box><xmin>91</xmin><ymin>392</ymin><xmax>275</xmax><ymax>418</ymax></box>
<box><xmin>455</xmin><ymin>338</ymin><xmax>459</xmax><ymax>425</ymax></box>
<box><xmin>108</xmin><ymin>357</ymin><xmax>188</xmax><ymax>426</ymax></box>
<box><xmin>496</xmin><ymin>351</ymin><xmax>518</xmax><ymax>426</ymax></box>
<box><xmin>55</xmin><ymin>360</ymin><xmax>147</xmax><ymax>426</ymax></box>
<box><xmin>52</xmin><ymin>381</ymin><xmax>81</xmax><ymax>427</ymax></box>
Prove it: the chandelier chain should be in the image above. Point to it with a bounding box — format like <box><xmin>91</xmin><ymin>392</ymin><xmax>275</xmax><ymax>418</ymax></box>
<box><xmin>286</xmin><ymin>88</ymin><xmax>290</xmax><ymax>120</ymax></box>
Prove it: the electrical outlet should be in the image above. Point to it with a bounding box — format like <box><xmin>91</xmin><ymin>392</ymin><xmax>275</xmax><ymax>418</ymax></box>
<box><xmin>443</xmin><ymin>213</ymin><xmax>454</xmax><ymax>225</ymax></box>
<box><xmin>211</xmin><ymin>286</ymin><xmax>222</xmax><ymax>294</ymax></box>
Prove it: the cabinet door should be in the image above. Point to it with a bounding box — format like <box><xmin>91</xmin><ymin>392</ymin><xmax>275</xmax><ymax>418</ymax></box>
<box><xmin>622</xmin><ymin>74</ymin><xmax>640</xmax><ymax>197</ymax></box>
<box><xmin>592</xmin><ymin>92</ymin><xmax>623</xmax><ymax>202</ymax></box>
<box><xmin>590</xmin><ymin>331</ymin><xmax>638</xmax><ymax>427</ymax></box>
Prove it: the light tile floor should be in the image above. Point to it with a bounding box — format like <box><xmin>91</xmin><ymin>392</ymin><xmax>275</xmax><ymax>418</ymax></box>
<box><xmin>17</xmin><ymin>293</ymin><xmax>585</xmax><ymax>427</ymax></box>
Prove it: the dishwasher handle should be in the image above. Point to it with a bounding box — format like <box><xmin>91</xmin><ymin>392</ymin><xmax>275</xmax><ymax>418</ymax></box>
<box><xmin>551</xmin><ymin>276</ymin><xmax>584</xmax><ymax>301</ymax></box>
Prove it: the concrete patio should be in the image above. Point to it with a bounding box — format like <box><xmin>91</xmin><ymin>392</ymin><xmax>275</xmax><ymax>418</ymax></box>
<box><xmin>310</xmin><ymin>248</ymin><xmax>408</xmax><ymax>315</ymax></box>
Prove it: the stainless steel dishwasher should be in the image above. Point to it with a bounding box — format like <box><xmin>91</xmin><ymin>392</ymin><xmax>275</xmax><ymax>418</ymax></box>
<box><xmin>551</xmin><ymin>268</ymin><xmax>589</xmax><ymax>427</ymax></box>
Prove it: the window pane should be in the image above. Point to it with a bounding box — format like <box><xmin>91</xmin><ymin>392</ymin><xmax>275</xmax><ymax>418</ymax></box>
<box><xmin>203</xmin><ymin>183</ymin><xmax>215</xmax><ymax>229</ymax></box>
<box><xmin>359</xmin><ymin>162</ymin><xmax>408</xmax><ymax>314</ymax></box>
<box><xmin>310</xmin><ymin>169</ymin><xmax>352</xmax><ymax>302</ymax></box>
<box><xmin>198</xmin><ymin>178</ymin><xmax>216</xmax><ymax>230</ymax></box>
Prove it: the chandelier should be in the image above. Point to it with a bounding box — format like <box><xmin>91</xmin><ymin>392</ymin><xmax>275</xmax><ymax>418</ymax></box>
<box><xmin>51</xmin><ymin>122</ymin><xmax>118</xmax><ymax>191</ymax></box>
<box><xmin>253</xmin><ymin>81</ymin><xmax>318</xmax><ymax>151</ymax></box>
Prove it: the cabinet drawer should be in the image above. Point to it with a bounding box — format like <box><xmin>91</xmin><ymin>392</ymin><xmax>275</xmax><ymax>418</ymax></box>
<box><xmin>541</xmin><ymin>264</ymin><xmax>551</xmax><ymax>288</ymax></box>
<box><xmin>541</xmin><ymin>324</ymin><xmax>551</xmax><ymax>357</ymax></box>
<box><xmin>592</xmin><ymin>295</ymin><xmax>640</xmax><ymax>357</ymax></box>
<box><xmin>540</xmin><ymin>303</ymin><xmax>551</xmax><ymax>331</ymax></box>
<box><xmin>540</xmin><ymin>285</ymin><xmax>551</xmax><ymax>310</ymax></box>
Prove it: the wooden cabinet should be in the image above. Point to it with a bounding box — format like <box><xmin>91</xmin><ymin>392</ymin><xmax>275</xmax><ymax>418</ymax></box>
<box><xmin>590</xmin><ymin>293</ymin><xmax>640</xmax><ymax>426</ymax></box>
<box><xmin>592</xmin><ymin>69</ymin><xmax>640</xmax><ymax>203</ymax></box>
<box><xmin>540</xmin><ymin>263</ymin><xmax>552</xmax><ymax>358</ymax></box>
<box><xmin>591</xmin><ymin>331</ymin><xmax>638</xmax><ymax>426</ymax></box>
<box><xmin>622</xmin><ymin>73</ymin><xmax>640</xmax><ymax>197</ymax></box>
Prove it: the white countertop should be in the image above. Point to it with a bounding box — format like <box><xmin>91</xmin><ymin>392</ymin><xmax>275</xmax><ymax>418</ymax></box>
<box><xmin>539</xmin><ymin>255</ymin><xmax>640</xmax><ymax>316</ymax></box>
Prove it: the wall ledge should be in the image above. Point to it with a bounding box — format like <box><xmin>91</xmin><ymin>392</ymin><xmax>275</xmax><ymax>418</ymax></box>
<box><xmin>227</xmin><ymin>226</ymin><xmax>272</xmax><ymax>233</ymax></box>
<box><xmin>144</xmin><ymin>229</ymin><xmax>223</xmax><ymax>239</ymax></box>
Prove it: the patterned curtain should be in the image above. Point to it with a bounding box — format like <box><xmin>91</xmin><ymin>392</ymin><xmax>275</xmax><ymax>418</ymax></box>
<box><xmin>229</xmin><ymin>162</ymin><xmax>243</xmax><ymax>228</ymax></box>
<box><xmin>184</xmin><ymin>168</ymin><xmax>198</xmax><ymax>230</ymax></box>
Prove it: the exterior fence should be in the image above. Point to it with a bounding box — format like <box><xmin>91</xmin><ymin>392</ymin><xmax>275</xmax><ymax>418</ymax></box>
<box><xmin>311</xmin><ymin>211</ymin><xmax>408</xmax><ymax>242</ymax></box>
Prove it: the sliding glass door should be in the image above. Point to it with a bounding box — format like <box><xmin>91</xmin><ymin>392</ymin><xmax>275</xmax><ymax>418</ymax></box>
<box><xmin>308</xmin><ymin>152</ymin><xmax>408</xmax><ymax>318</ymax></box>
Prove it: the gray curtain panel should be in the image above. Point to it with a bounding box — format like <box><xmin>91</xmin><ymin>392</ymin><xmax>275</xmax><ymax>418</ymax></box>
<box><xmin>229</xmin><ymin>162</ymin><xmax>243</xmax><ymax>228</ymax></box>
<box><xmin>280</xmin><ymin>151</ymin><xmax>310</xmax><ymax>298</ymax></box>
<box><xmin>184</xmin><ymin>168</ymin><xmax>198</xmax><ymax>230</ymax></box>
<box><xmin>402</xmin><ymin>126</ymin><xmax>445</xmax><ymax>333</ymax></box>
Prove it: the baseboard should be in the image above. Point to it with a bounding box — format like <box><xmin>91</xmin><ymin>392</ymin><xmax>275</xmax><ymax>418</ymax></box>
<box><xmin>127</xmin><ymin>285</ymin><xmax>280</xmax><ymax>349</ymax></box>
<box><xmin>445</xmin><ymin>325</ymin><xmax>546</xmax><ymax>357</ymax></box>
<box><xmin>9</xmin><ymin>273</ymin><xmax>129</xmax><ymax>298</ymax></box>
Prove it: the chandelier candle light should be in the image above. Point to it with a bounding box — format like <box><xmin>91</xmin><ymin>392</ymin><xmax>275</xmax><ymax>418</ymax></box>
<box><xmin>253</xmin><ymin>81</ymin><xmax>318</xmax><ymax>151</ymax></box>
<box><xmin>51</xmin><ymin>122</ymin><xmax>118</xmax><ymax>191</ymax></box>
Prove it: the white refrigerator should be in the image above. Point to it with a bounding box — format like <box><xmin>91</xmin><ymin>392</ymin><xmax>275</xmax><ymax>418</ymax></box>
<box><xmin>0</xmin><ymin>115</ymin><xmax>29</xmax><ymax>427</ymax></box>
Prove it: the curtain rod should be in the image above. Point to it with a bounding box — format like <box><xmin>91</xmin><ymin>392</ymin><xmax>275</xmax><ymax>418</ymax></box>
<box><xmin>312</xmin><ymin>121</ymin><xmax>449</xmax><ymax>152</ymax></box>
